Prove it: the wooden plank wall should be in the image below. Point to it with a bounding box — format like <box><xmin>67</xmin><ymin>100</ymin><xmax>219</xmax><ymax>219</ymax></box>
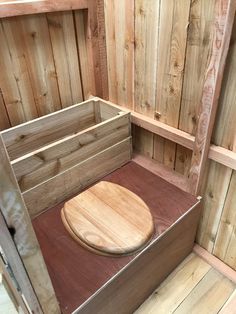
<box><xmin>0</xmin><ymin>0</ymin><xmax>236</xmax><ymax>273</ymax></box>
<box><xmin>105</xmin><ymin>1</ymin><xmax>236</xmax><ymax>271</ymax></box>
<box><xmin>0</xmin><ymin>9</ymin><xmax>94</xmax><ymax>129</ymax></box>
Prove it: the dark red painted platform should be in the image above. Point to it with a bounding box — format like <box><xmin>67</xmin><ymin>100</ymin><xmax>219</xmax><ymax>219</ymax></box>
<box><xmin>32</xmin><ymin>162</ymin><xmax>197</xmax><ymax>314</ymax></box>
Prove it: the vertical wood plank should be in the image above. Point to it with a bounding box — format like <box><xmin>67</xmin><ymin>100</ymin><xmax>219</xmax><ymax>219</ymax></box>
<box><xmin>0</xmin><ymin>20</ymin><xmax>37</xmax><ymax>125</ymax></box>
<box><xmin>189</xmin><ymin>0</ymin><xmax>236</xmax><ymax>195</ymax></box>
<box><xmin>0</xmin><ymin>91</ymin><xmax>10</xmax><ymax>130</ymax></box>
<box><xmin>74</xmin><ymin>9</ymin><xmax>96</xmax><ymax>99</ymax></box>
<box><xmin>2</xmin><ymin>14</ymin><xmax>62</xmax><ymax>117</ymax></box>
<box><xmin>153</xmin><ymin>0</ymin><xmax>191</xmax><ymax>169</ymax></box>
<box><xmin>0</xmin><ymin>134</ymin><xmax>60</xmax><ymax>314</ymax></box>
<box><xmin>105</xmin><ymin>0</ymin><xmax>134</xmax><ymax>109</ymax></box>
<box><xmin>175</xmin><ymin>0</ymin><xmax>216</xmax><ymax>175</ymax></box>
<box><xmin>47</xmin><ymin>11</ymin><xmax>83</xmax><ymax>107</ymax></box>
<box><xmin>134</xmin><ymin>0</ymin><xmax>160</xmax><ymax>158</ymax></box>
<box><xmin>87</xmin><ymin>0</ymin><xmax>109</xmax><ymax>99</ymax></box>
<box><xmin>196</xmin><ymin>161</ymin><xmax>232</xmax><ymax>252</ymax></box>
<box><xmin>213</xmin><ymin>170</ymin><xmax>236</xmax><ymax>269</ymax></box>
<box><xmin>212</xmin><ymin>17</ymin><xmax>236</xmax><ymax>151</ymax></box>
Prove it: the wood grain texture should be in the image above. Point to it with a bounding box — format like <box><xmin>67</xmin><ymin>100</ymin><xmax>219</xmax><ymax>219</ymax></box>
<box><xmin>23</xmin><ymin>138</ymin><xmax>132</xmax><ymax>217</ymax></box>
<box><xmin>136</xmin><ymin>251</ymin><xmax>236</xmax><ymax>314</ymax></box>
<box><xmin>154</xmin><ymin>0</ymin><xmax>190</xmax><ymax>169</ymax></box>
<box><xmin>2</xmin><ymin>100</ymin><xmax>95</xmax><ymax>160</ymax></box>
<box><xmin>0</xmin><ymin>134</ymin><xmax>60</xmax><ymax>314</ymax></box>
<box><xmin>32</xmin><ymin>162</ymin><xmax>199</xmax><ymax>314</ymax></box>
<box><xmin>189</xmin><ymin>0</ymin><xmax>236</xmax><ymax>195</ymax></box>
<box><xmin>47</xmin><ymin>11</ymin><xmax>83</xmax><ymax>107</ymax></box>
<box><xmin>135</xmin><ymin>253</ymin><xmax>211</xmax><ymax>313</ymax></box>
<box><xmin>175</xmin><ymin>0</ymin><xmax>215</xmax><ymax>175</ymax></box>
<box><xmin>0</xmin><ymin>0</ymin><xmax>89</xmax><ymax>18</ymax></box>
<box><xmin>0</xmin><ymin>211</ymin><xmax>42</xmax><ymax>314</ymax></box>
<box><xmin>62</xmin><ymin>181</ymin><xmax>154</xmax><ymax>255</ymax></box>
<box><xmin>13</xmin><ymin>114</ymin><xmax>129</xmax><ymax>191</ymax></box>
<box><xmin>105</xmin><ymin>0</ymin><xmax>134</xmax><ymax>109</ymax></box>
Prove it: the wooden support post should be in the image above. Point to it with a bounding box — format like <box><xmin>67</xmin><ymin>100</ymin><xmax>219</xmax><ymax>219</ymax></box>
<box><xmin>88</xmin><ymin>0</ymin><xmax>109</xmax><ymax>99</ymax></box>
<box><xmin>188</xmin><ymin>0</ymin><xmax>236</xmax><ymax>195</ymax></box>
<box><xmin>0</xmin><ymin>134</ymin><xmax>60</xmax><ymax>314</ymax></box>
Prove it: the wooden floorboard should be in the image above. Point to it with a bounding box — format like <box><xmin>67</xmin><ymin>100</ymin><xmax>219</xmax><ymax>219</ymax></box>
<box><xmin>135</xmin><ymin>252</ymin><xmax>236</xmax><ymax>314</ymax></box>
<box><xmin>32</xmin><ymin>161</ymin><xmax>197</xmax><ymax>314</ymax></box>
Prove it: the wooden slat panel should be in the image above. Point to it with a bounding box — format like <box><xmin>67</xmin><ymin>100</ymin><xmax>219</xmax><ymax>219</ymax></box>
<box><xmin>2</xmin><ymin>14</ymin><xmax>62</xmax><ymax>117</ymax></box>
<box><xmin>154</xmin><ymin>0</ymin><xmax>190</xmax><ymax>169</ymax></box>
<box><xmin>23</xmin><ymin>138</ymin><xmax>131</xmax><ymax>218</ymax></box>
<box><xmin>175</xmin><ymin>0</ymin><xmax>215</xmax><ymax>175</ymax></box>
<box><xmin>135</xmin><ymin>253</ymin><xmax>211</xmax><ymax>313</ymax></box>
<box><xmin>47</xmin><ymin>11</ymin><xmax>83</xmax><ymax>107</ymax></box>
<box><xmin>0</xmin><ymin>0</ymin><xmax>89</xmax><ymax>18</ymax></box>
<box><xmin>105</xmin><ymin>0</ymin><xmax>134</xmax><ymax>109</ymax></box>
<box><xmin>0</xmin><ymin>134</ymin><xmax>60</xmax><ymax>314</ymax></box>
<box><xmin>13</xmin><ymin>114</ymin><xmax>130</xmax><ymax>191</ymax></box>
<box><xmin>2</xmin><ymin>100</ymin><xmax>95</xmax><ymax>160</ymax></box>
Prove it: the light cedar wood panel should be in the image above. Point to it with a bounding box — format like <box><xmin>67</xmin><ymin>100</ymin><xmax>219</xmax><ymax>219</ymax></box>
<box><xmin>196</xmin><ymin>15</ymin><xmax>236</xmax><ymax>269</ymax></box>
<box><xmin>0</xmin><ymin>19</ymin><xmax>38</xmax><ymax>125</ymax></box>
<box><xmin>133</xmin><ymin>0</ymin><xmax>160</xmax><ymax>157</ymax></box>
<box><xmin>104</xmin><ymin>0</ymin><xmax>134</xmax><ymax>109</ymax></box>
<box><xmin>153</xmin><ymin>0</ymin><xmax>190</xmax><ymax>169</ymax></box>
<box><xmin>175</xmin><ymin>0</ymin><xmax>216</xmax><ymax>175</ymax></box>
<box><xmin>2</xmin><ymin>14</ymin><xmax>62</xmax><ymax>116</ymax></box>
<box><xmin>46</xmin><ymin>11</ymin><xmax>83</xmax><ymax>107</ymax></box>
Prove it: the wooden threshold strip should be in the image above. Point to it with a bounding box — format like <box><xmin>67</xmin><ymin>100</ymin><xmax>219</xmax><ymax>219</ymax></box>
<box><xmin>92</xmin><ymin>98</ymin><xmax>236</xmax><ymax>171</ymax></box>
<box><xmin>0</xmin><ymin>0</ymin><xmax>89</xmax><ymax>18</ymax></box>
<box><xmin>193</xmin><ymin>244</ymin><xmax>236</xmax><ymax>284</ymax></box>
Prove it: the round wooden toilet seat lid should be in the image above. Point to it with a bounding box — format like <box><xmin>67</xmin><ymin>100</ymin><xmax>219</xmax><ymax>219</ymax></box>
<box><xmin>61</xmin><ymin>181</ymin><xmax>154</xmax><ymax>256</ymax></box>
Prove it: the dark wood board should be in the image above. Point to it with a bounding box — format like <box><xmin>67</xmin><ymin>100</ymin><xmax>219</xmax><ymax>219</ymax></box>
<box><xmin>32</xmin><ymin>162</ymin><xmax>198</xmax><ymax>314</ymax></box>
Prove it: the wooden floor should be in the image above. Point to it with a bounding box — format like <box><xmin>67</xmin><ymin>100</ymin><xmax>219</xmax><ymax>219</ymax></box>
<box><xmin>135</xmin><ymin>252</ymin><xmax>236</xmax><ymax>314</ymax></box>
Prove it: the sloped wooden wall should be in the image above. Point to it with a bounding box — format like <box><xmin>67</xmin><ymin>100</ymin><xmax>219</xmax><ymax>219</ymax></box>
<box><xmin>105</xmin><ymin>0</ymin><xmax>236</xmax><ymax>270</ymax></box>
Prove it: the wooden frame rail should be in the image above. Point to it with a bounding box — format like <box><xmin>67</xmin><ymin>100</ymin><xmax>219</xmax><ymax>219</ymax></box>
<box><xmin>94</xmin><ymin>98</ymin><xmax>236</xmax><ymax>172</ymax></box>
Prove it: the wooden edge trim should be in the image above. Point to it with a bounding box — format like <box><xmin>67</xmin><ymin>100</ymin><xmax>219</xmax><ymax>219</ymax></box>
<box><xmin>132</xmin><ymin>153</ymin><xmax>189</xmax><ymax>192</ymax></box>
<box><xmin>0</xmin><ymin>0</ymin><xmax>89</xmax><ymax>18</ymax></box>
<box><xmin>73</xmin><ymin>200</ymin><xmax>201</xmax><ymax>313</ymax></box>
<box><xmin>93</xmin><ymin>97</ymin><xmax>236</xmax><ymax>170</ymax></box>
<box><xmin>209</xmin><ymin>145</ymin><xmax>236</xmax><ymax>170</ymax></box>
<box><xmin>193</xmin><ymin>244</ymin><xmax>236</xmax><ymax>284</ymax></box>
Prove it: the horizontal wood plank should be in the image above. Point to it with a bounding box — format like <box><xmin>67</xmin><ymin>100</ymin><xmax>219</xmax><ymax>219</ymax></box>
<box><xmin>23</xmin><ymin>138</ymin><xmax>132</xmax><ymax>218</ymax></box>
<box><xmin>0</xmin><ymin>0</ymin><xmax>89</xmax><ymax>18</ymax></box>
<box><xmin>13</xmin><ymin>114</ymin><xmax>130</xmax><ymax>191</ymax></box>
<box><xmin>2</xmin><ymin>100</ymin><xmax>95</xmax><ymax>160</ymax></box>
